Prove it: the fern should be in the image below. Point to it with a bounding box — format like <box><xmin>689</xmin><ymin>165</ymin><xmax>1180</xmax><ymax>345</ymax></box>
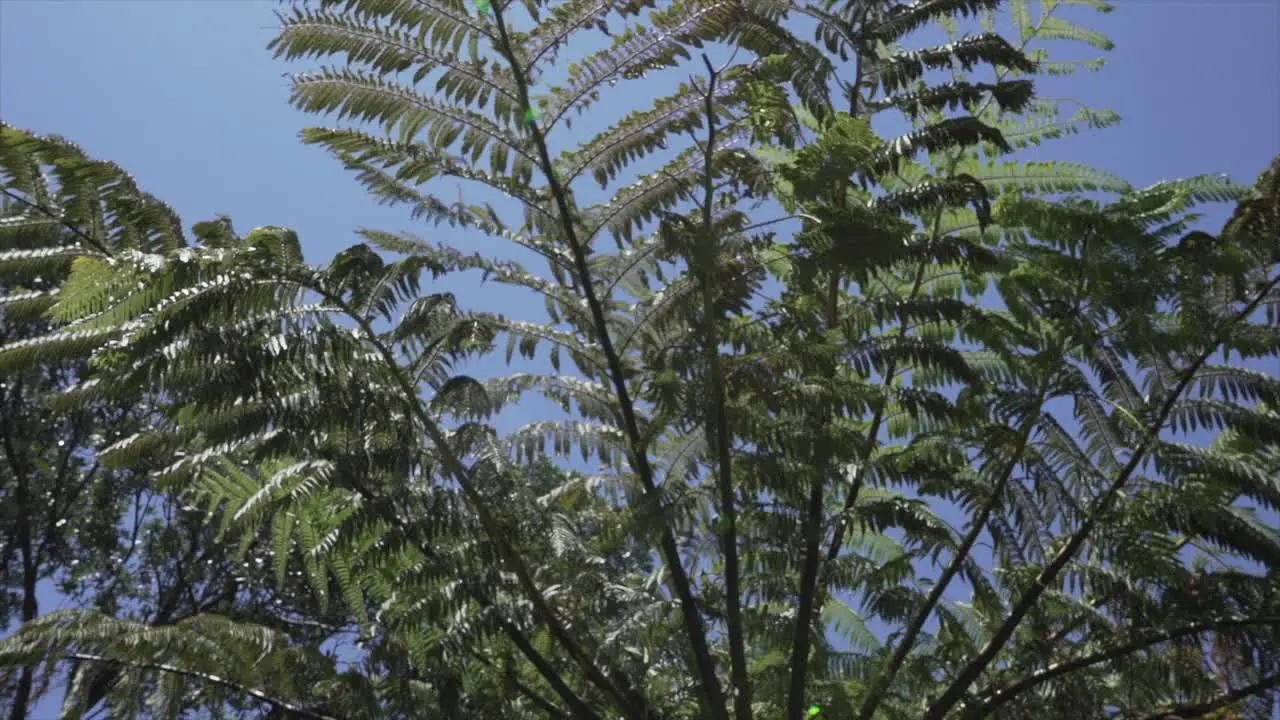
<box><xmin>4</xmin><ymin>2</ymin><xmax>1280</xmax><ymax>720</ymax></box>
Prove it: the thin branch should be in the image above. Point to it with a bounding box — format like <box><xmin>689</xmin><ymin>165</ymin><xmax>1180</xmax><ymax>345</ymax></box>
<box><xmin>489</xmin><ymin>3</ymin><xmax>729</xmax><ymax>719</ymax></box>
<box><xmin>858</xmin><ymin>93</ymin><xmax>1093</xmax><ymax>712</ymax></box>
<box><xmin>823</xmin><ymin>0</ymin><xmax>1046</xmax><ymax>573</ymax></box>
<box><xmin>740</xmin><ymin>214</ymin><xmax>810</xmax><ymax>233</ymax></box>
<box><xmin>856</xmin><ymin>413</ymin><xmax>1040</xmax><ymax>720</ymax></box>
<box><xmin>1042</xmin><ymin>535</ymin><xmax>1195</xmax><ymax>648</ymax></box>
<box><xmin>1136</xmin><ymin>671</ymin><xmax>1280</xmax><ymax>720</ymax></box>
<box><xmin>782</xmin><ymin>17</ymin><xmax>872</xmax><ymax>712</ymax></box>
<box><xmin>977</xmin><ymin>616</ymin><xmax>1280</xmax><ymax>717</ymax></box>
<box><xmin>922</xmin><ymin>273</ymin><xmax>1280</xmax><ymax>720</ymax></box>
<box><xmin>61</xmin><ymin>652</ymin><xmax>337</xmax><ymax>720</ymax></box>
<box><xmin>3</xmin><ymin>380</ymin><xmax>38</xmax><ymax>720</ymax></box>
<box><xmin>311</xmin><ymin>278</ymin><xmax>609</xmax><ymax>720</ymax></box>
<box><xmin>52</xmin><ymin>235</ymin><xmax>601</xmax><ymax>719</ymax></box>
<box><xmin>697</xmin><ymin>52</ymin><xmax>751</xmax><ymax>720</ymax></box>
<box><xmin>2</xmin><ymin>141</ymin><xmax>582</xmax><ymax>720</ymax></box>
<box><xmin>464</xmin><ymin>645</ymin><xmax>569</xmax><ymax>719</ymax></box>
<box><xmin>823</xmin><ymin>257</ymin><xmax>928</xmax><ymax>567</ymax></box>
<box><xmin>0</xmin><ymin>187</ymin><xmax>113</xmax><ymax>257</ymax></box>
<box><xmin>819</xmin><ymin>22</ymin><xmax>991</xmax><ymax>709</ymax></box>
<box><xmin>362</xmin><ymin>486</ymin><xmax>600</xmax><ymax>720</ymax></box>
<box><xmin>520</xmin><ymin>0</ymin><xmax>612</xmax><ymax>76</ymax></box>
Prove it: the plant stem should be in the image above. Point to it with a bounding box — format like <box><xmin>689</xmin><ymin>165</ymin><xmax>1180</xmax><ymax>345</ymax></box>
<box><xmin>488</xmin><ymin>4</ymin><xmax>730</xmax><ymax>718</ymax></box>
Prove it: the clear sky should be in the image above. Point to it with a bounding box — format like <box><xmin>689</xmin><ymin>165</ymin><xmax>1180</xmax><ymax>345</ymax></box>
<box><xmin>2</xmin><ymin>0</ymin><xmax>1278</xmax><ymax>717</ymax></box>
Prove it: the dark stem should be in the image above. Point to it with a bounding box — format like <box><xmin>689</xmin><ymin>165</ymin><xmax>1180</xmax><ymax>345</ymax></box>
<box><xmin>2</xmin><ymin>380</ymin><xmax>37</xmax><ymax>720</ymax></box>
<box><xmin>698</xmin><ymin>52</ymin><xmax>752</xmax><ymax>720</ymax></box>
<box><xmin>922</xmin><ymin>274</ymin><xmax>1280</xmax><ymax>720</ymax></box>
<box><xmin>488</xmin><ymin>3</ymin><xmax>729</xmax><ymax>718</ymax></box>
<box><xmin>823</xmin><ymin>260</ymin><xmax>925</xmax><ymax>566</ymax></box>
<box><xmin>855</xmin><ymin>410</ymin><xmax>1041</xmax><ymax>720</ymax></box>
<box><xmin>7</xmin><ymin>179</ymin><xmax>605</xmax><ymax>720</ymax></box>
<box><xmin>339</xmin><ymin>454</ymin><xmax>603</xmax><ymax>720</ymax></box>
<box><xmin>464</xmin><ymin>645</ymin><xmax>569</xmax><ymax>719</ymax></box>
<box><xmin>319</xmin><ymin>223</ymin><xmax>641</xmax><ymax>713</ymax></box>
<box><xmin>975</xmin><ymin>616</ymin><xmax>1280</xmax><ymax>717</ymax></box>
<box><xmin>281</xmin><ymin>268</ymin><xmax>611</xmax><ymax>720</ymax></box>
<box><xmin>784</xmin><ymin>34</ymin><xmax>867</xmax><ymax>719</ymax></box>
<box><xmin>62</xmin><ymin>653</ymin><xmax>337</xmax><ymax>720</ymax></box>
<box><xmin>1136</xmin><ymin>671</ymin><xmax>1280</xmax><ymax>720</ymax></box>
<box><xmin>860</xmin><ymin>184</ymin><xmax>1081</xmax><ymax>717</ymax></box>
<box><xmin>0</xmin><ymin>187</ymin><xmax>113</xmax><ymax>257</ymax></box>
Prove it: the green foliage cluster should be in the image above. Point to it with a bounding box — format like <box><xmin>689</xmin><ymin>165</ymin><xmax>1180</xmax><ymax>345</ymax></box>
<box><xmin>1</xmin><ymin>1</ymin><xmax>1278</xmax><ymax>719</ymax></box>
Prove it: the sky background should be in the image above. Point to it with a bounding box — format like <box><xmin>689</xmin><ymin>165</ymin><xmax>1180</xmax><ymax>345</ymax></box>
<box><xmin>2</xmin><ymin>0</ymin><xmax>1279</xmax><ymax>717</ymax></box>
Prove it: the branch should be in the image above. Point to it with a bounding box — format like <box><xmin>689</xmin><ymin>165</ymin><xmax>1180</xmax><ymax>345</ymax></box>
<box><xmin>922</xmin><ymin>273</ymin><xmax>1280</xmax><ymax>720</ymax></box>
<box><xmin>697</xmin><ymin>52</ymin><xmax>751</xmax><ymax>720</ymax></box>
<box><xmin>825</xmin><ymin>27</ymin><xmax>994</xmax><ymax>709</ymax></box>
<box><xmin>187</xmin><ymin>260</ymin><xmax>606</xmax><ymax>719</ymax></box>
<box><xmin>1</xmin><ymin>139</ymin><xmax>590</xmax><ymax>720</ymax></box>
<box><xmin>784</xmin><ymin>17</ymin><xmax>871</xmax><ymax>712</ymax></box>
<box><xmin>3</xmin><ymin>379</ymin><xmax>38</xmax><ymax>720</ymax></box>
<box><xmin>312</xmin><ymin>279</ymin><xmax>608</xmax><ymax>720</ymax></box>
<box><xmin>0</xmin><ymin>187</ymin><xmax>114</xmax><ymax>257</ymax></box>
<box><xmin>489</xmin><ymin>4</ymin><xmax>729</xmax><ymax>720</ymax></box>
<box><xmin>464</xmin><ymin>645</ymin><xmax>569</xmax><ymax>719</ymax></box>
<box><xmin>1041</xmin><ymin>535</ymin><xmax>1195</xmax><ymax>649</ymax></box>
<box><xmin>61</xmin><ymin>652</ymin><xmax>338</xmax><ymax>720</ymax></box>
<box><xmin>1137</xmin><ymin>671</ymin><xmax>1280</xmax><ymax>720</ymax></box>
<box><xmin>977</xmin><ymin>616</ymin><xmax>1280</xmax><ymax>717</ymax></box>
<box><xmin>3</xmin><ymin>184</ymin><xmax>606</xmax><ymax>719</ymax></box>
<box><xmin>823</xmin><ymin>258</ymin><xmax>928</xmax><ymax>567</ymax></box>
<box><xmin>855</xmin><ymin>414</ymin><xmax>1039</xmax><ymax>720</ymax></box>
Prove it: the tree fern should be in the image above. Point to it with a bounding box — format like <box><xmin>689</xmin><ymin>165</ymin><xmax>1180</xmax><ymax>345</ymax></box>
<box><xmin>0</xmin><ymin>125</ymin><xmax>368</xmax><ymax>720</ymax></box>
<box><xmin>3</xmin><ymin>2</ymin><xmax>1279</xmax><ymax>720</ymax></box>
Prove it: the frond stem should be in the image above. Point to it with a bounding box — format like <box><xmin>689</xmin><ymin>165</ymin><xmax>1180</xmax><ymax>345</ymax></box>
<box><xmin>1136</xmin><ymin>670</ymin><xmax>1280</xmax><ymax>720</ymax></box>
<box><xmin>785</xmin><ymin>15</ymin><xmax>870</xmax><ymax>713</ymax></box>
<box><xmin>975</xmin><ymin>615</ymin><xmax>1280</xmax><ymax>717</ymax></box>
<box><xmin>855</xmin><ymin>395</ymin><xmax>1043</xmax><ymax>720</ymax></box>
<box><xmin>61</xmin><ymin>652</ymin><xmax>338</xmax><ymax>720</ymax></box>
<box><xmin>0</xmin><ymin>187</ymin><xmax>113</xmax><ymax>258</ymax></box>
<box><xmin>491</xmin><ymin>3</ymin><xmax>730</xmax><ymax>717</ymax></box>
<box><xmin>698</xmin><ymin>52</ymin><xmax>751</xmax><ymax>720</ymax></box>
<box><xmin>306</xmin><ymin>277</ymin><xmax>612</xmax><ymax>720</ymax></box>
<box><xmin>849</xmin><ymin>19</ymin><xmax>1058</xmax><ymax>709</ymax></box>
<box><xmin>922</xmin><ymin>271</ymin><xmax>1280</xmax><ymax>720</ymax></box>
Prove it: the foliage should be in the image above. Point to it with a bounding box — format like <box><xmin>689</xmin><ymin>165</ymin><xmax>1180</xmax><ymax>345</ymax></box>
<box><xmin>0</xmin><ymin>127</ymin><xmax>358</xmax><ymax>720</ymax></box>
<box><xmin>0</xmin><ymin>1</ymin><xmax>1278</xmax><ymax>720</ymax></box>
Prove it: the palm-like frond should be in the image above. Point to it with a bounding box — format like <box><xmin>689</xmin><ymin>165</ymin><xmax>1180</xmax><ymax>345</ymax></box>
<box><xmin>6</xmin><ymin>2</ymin><xmax>1279</xmax><ymax>720</ymax></box>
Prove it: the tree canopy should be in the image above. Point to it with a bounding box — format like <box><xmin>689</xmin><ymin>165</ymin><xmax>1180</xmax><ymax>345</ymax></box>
<box><xmin>1</xmin><ymin>1</ymin><xmax>1277</xmax><ymax>719</ymax></box>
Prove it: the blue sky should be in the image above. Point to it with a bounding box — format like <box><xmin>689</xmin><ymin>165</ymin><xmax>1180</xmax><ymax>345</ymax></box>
<box><xmin>3</xmin><ymin>0</ymin><xmax>1276</xmax><ymax>262</ymax></box>
<box><xmin>2</xmin><ymin>0</ymin><xmax>1279</xmax><ymax>717</ymax></box>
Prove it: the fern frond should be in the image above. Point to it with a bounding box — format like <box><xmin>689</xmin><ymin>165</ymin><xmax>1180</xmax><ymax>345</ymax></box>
<box><xmin>1035</xmin><ymin>15</ymin><xmax>1114</xmax><ymax>51</ymax></box>
<box><xmin>0</xmin><ymin>611</ymin><xmax>339</xmax><ymax>720</ymax></box>
<box><xmin>872</xmin><ymin>33</ymin><xmax>1036</xmax><ymax>95</ymax></box>
<box><xmin>873</xmin><ymin>116</ymin><xmax>1009</xmax><ymax>174</ymax></box>
<box><xmin>310</xmin><ymin>0</ymin><xmax>497</xmax><ymax>49</ymax></box>
<box><xmin>0</xmin><ymin>123</ymin><xmax>186</xmax><ymax>254</ymax></box>
<box><xmin>871</xmin><ymin>79</ymin><xmax>1035</xmax><ymax>119</ymax></box>
<box><xmin>866</xmin><ymin>0</ymin><xmax>1006</xmax><ymax>45</ymax></box>
<box><xmin>561</xmin><ymin>80</ymin><xmax>735</xmax><ymax>188</ymax></box>
<box><xmin>273</xmin><ymin>5</ymin><xmax>521</xmax><ymax>118</ymax></box>
<box><xmin>287</xmin><ymin>67</ymin><xmax>531</xmax><ymax>171</ymax></box>
<box><xmin>961</xmin><ymin>159</ymin><xmax>1130</xmax><ymax>195</ymax></box>
<box><xmin>302</xmin><ymin>126</ymin><xmax>543</xmax><ymax>209</ymax></box>
<box><xmin>542</xmin><ymin>0</ymin><xmax>740</xmax><ymax>132</ymax></box>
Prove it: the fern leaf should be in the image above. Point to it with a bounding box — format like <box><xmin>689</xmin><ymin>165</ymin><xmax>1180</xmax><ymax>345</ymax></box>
<box><xmin>561</xmin><ymin>80</ymin><xmax>735</xmax><ymax>188</ymax></box>
<box><xmin>543</xmin><ymin>1</ymin><xmax>737</xmax><ymax>131</ymax></box>
<box><xmin>1035</xmin><ymin>15</ymin><xmax>1114</xmax><ymax>51</ymax></box>
<box><xmin>273</xmin><ymin>6</ymin><xmax>520</xmax><ymax>119</ymax></box>
<box><xmin>287</xmin><ymin>67</ymin><xmax>530</xmax><ymax>171</ymax></box>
